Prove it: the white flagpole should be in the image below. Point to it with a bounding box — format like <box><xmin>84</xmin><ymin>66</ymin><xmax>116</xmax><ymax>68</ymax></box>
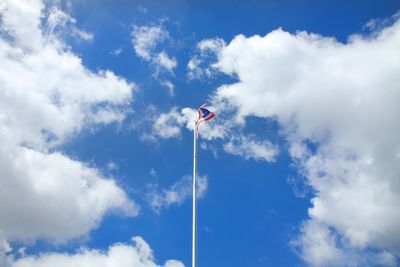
<box><xmin>192</xmin><ymin>123</ymin><xmax>198</xmax><ymax>267</ymax></box>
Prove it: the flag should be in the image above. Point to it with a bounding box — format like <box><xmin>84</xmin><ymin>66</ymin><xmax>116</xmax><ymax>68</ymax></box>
<box><xmin>195</xmin><ymin>103</ymin><xmax>216</xmax><ymax>136</ymax></box>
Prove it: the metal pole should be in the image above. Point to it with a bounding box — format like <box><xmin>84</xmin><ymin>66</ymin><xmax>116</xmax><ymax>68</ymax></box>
<box><xmin>192</xmin><ymin>124</ymin><xmax>197</xmax><ymax>267</ymax></box>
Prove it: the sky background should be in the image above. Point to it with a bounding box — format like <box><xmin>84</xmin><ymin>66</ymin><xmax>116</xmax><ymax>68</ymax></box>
<box><xmin>0</xmin><ymin>1</ymin><xmax>400</xmax><ymax>267</ymax></box>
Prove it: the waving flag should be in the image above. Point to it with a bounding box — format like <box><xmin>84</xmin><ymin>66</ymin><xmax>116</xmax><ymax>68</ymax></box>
<box><xmin>195</xmin><ymin>103</ymin><xmax>216</xmax><ymax>136</ymax></box>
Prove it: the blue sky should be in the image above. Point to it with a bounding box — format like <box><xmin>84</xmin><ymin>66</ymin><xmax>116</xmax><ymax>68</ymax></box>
<box><xmin>1</xmin><ymin>1</ymin><xmax>400</xmax><ymax>267</ymax></box>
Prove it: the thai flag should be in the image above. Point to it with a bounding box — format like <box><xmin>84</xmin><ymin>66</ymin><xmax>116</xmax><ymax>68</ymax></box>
<box><xmin>198</xmin><ymin>103</ymin><xmax>216</xmax><ymax>122</ymax></box>
<box><xmin>195</xmin><ymin>103</ymin><xmax>216</xmax><ymax>135</ymax></box>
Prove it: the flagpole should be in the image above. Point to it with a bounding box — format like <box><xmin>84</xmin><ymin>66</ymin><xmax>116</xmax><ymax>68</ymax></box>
<box><xmin>192</xmin><ymin>123</ymin><xmax>198</xmax><ymax>267</ymax></box>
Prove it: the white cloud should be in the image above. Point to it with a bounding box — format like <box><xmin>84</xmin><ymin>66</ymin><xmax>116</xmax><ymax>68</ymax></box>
<box><xmin>363</xmin><ymin>11</ymin><xmax>400</xmax><ymax>32</ymax></box>
<box><xmin>187</xmin><ymin>58</ymin><xmax>203</xmax><ymax>79</ymax></box>
<box><xmin>0</xmin><ymin>0</ymin><xmax>137</xmax><ymax>245</ymax></box>
<box><xmin>111</xmin><ymin>47</ymin><xmax>123</xmax><ymax>56</ymax></box>
<box><xmin>131</xmin><ymin>25</ymin><xmax>177</xmax><ymax>76</ymax></box>
<box><xmin>209</xmin><ymin>17</ymin><xmax>400</xmax><ymax>265</ymax></box>
<box><xmin>156</xmin><ymin>52</ymin><xmax>177</xmax><ymax>73</ymax></box>
<box><xmin>291</xmin><ymin>220</ymin><xmax>344</xmax><ymax>267</ymax></box>
<box><xmin>71</xmin><ymin>28</ymin><xmax>94</xmax><ymax>41</ymax></box>
<box><xmin>151</xmin><ymin>108</ymin><xmax>187</xmax><ymax>139</ymax></box>
<box><xmin>197</xmin><ymin>38</ymin><xmax>226</xmax><ymax>53</ymax></box>
<box><xmin>292</xmin><ymin>220</ymin><xmax>398</xmax><ymax>267</ymax></box>
<box><xmin>132</xmin><ymin>25</ymin><xmax>168</xmax><ymax>60</ymax></box>
<box><xmin>0</xmin><ymin>37</ymin><xmax>133</xmax><ymax>148</ymax></box>
<box><xmin>147</xmin><ymin>175</ymin><xmax>208</xmax><ymax>212</ymax></box>
<box><xmin>160</xmin><ymin>80</ymin><xmax>175</xmax><ymax>96</ymax></box>
<box><xmin>224</xmin><ymin>135</ymin><xmax>278</xmax><ymax>163</ymax></box>
<box><xmin>0</xmin><ymin>0</ymin><xmax>44</xmax><ymax>49</ymax></box>
<box><xmin>6</xmin><ymin>236</ymin><xmax>184</xmax><ymax>267</ymax></box>
<box><xmin>0</xmin><ymin>144</ymin><xmax>138</xmax><ymax>243</ymax></box>
<box><xmin>46</xmin><ymin>6</ymin><xmax>75</xmax><ymax>32</ymax></box>
<box><xmin>0</xmin><ymin>240</ymin><xmax>12</xmax><ymax>254</ymax></box>
<box><xmin>149</xmin><ymin>168</ymin><xmax>158</xmax><ymax>178</ymax></box>
<box><xmin>106</xmin><ymin>161</ymin><xmax>119</xmax><ymax>171</ymax></box>
<box><xmin>46</xmin><ymin>6</ymin><xmax>93</xmax><ymax>42</ymax></box>
<box><xmin>187</xmin><ymin>38</ymin><xmax>225</xmax><ymax>80</ymax></box>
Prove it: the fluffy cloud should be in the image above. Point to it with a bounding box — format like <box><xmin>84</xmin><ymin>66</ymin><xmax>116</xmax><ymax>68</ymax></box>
<box><xmin>187</xmin><ymin>38</ymin><xmax>225</xmax><ymax>80</ymax></box>
<box><xmin>150</xmin><ymin>108</ymin><xmax>188</xmax><ymax>139</ymax></box>
<box><xmin>46</xmin><ymin>6</ymin><xmax>93</xmax><ymax>42</ymax></box>
<box><xmin>0</xmin><ymin>144</ymin><xmax>138</xmax><ymax>243</ymax></box>
<box><xmin>147</xmin><ymin>175</ymin><xmax>208</xmax><ymax>212</ymax></box>
<box><xmin>156</xmin><ymin>52</ymin><xmax>177</xmax><ymax>73</ymax></box>
<box><xmin>71</xmin><ymin>28</ymin><xmax>94</xmax><ymax>41</ymax></box>
<box><xmin>197</xmin><ymin>38</ymin><xmax>226</xmax><ymax>52</ymax></box>
<box><xmin>291</xmin><ymin>220</ymin><xmax>344</xmax><ymax>267</ymax></box>
<box><xmin>223</xmin><ymin>135</ymin><xmax>278</xmax><ymax>163</ymax></box>
<box><xmin>5</xmin><ymin>236</ymin><xmax>184</xmax><ymax>267</ymax></box>
<box><xmin>132</xmin><ymin>25</ymin><xmax>169</xmax><ymax>60</ymax></box>
<box><xmin>160</xmin><ymin>80</ymin><xmax>175</xmax><ymax>96</ymax></box>
<box><xmin>132</xmin><ymin>25</ymin><xmax>177</xmax><ymax>73</ymax></box>
<box><xmin>0</xmin><ymin>0</ymin><xmax>137</xmax><ymax>246</ymax></box>
<box><xmin>291</xmin><ymin>220</ymin><xmax>397</xmax><ymax>267</ymax></box>
<box><xmin>0</xmin><ymin>0</ymin><xmax>43</xmax><ymax>49</ymax></box>
<box><xmin>209</xmin><ymin>16</ymin><xmax>400</xmax><ymax>266</ymax></box>
<box><xmin>1</xmin><ymin>1</ymin><xmax>134</xmax><ymax>149</ymax></box>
